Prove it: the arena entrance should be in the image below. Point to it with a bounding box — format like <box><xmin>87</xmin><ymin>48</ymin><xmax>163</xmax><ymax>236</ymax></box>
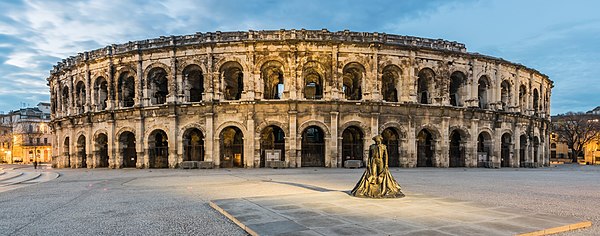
<box><xmin>520</xmin><ymin>135</ymin><xmax>528</xmax><ymax>167</ymax></box>
<box><xmin>95</xmin><ymin>133</ymin><xmax>109</xmax><ymax>167</ymax></box>
<box><xmin>220</xmin><ymin>127</ymin><xmax>244</xmax><ymax>168</ymax></box>
<box><xmin>183</xmin><ymin>128</ymin><xmax>204</xmax><ymax>162</ymax></box>
<box><xmin>477</xmin><ymin>132</ymin><xmax>492</xmax><ymax>167</ymax></box>
<box><xmin>63</xmin><ymin>137</ymin><xmax>70</xmax><ymax>167</ymax></box>
<box><xmin>119</xmin><ymin>131</ymin><xmax>137</xmax><ymax>168</ymax></box>
<box><xmin>148</xmin><ymin>130</ymin><xmax>169</xmax><ymax>168</ymax></box>
<box><xmin>501</xmin><ymin>133</ymin><xmax>512</xmax><ymax>167</ymax></box>
<box><xmin>77</xmin><ymin>135</ymin><xmax>87</xmax><ymax>168</ymax></box>
<box><xmin>417</xmin><ymin>129</ymin><xmax>434</xmax><ymax>167</ymax></box>
<box><xmin>449</xmin><ymin>130</ymin><xmax>465</xmax><ymax>167</ymax></box>
<box><xmin>341</xmin><ymin>126</ymin><xmax>363</xmax><ymax>167</ymax></box>
<box><xmin>382</xmin><ymin>128</ymin><xmax>400</xmax><ymax>167</ymax></box>
<box><xmin>301</xmin><ymin>126</ymin><xmax>325</xmax><ymax>167</ymax></box>
<box><xmin>260</xmin><ymin>126</ymin><xmax>285</xmax><ymax>167</ymax></box>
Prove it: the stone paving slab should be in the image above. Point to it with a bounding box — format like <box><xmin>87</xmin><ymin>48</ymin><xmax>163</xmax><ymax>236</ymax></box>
<box><xmin>210</xmin><ymin>191</ymin><xmax>591</xmax><ymax>236</ymax></box>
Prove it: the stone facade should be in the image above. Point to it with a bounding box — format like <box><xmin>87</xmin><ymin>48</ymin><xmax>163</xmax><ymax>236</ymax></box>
<box><xmin>47</xmin><ymin>29</ymin><xmax>552</xmax><ymax>169</ymax></box>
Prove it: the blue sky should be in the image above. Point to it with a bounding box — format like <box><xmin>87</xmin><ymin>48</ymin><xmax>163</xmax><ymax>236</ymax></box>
<box><xmin>0</xmin><ymin>0</ymin><xmax>598</xmax><ymax>114</ymax></box>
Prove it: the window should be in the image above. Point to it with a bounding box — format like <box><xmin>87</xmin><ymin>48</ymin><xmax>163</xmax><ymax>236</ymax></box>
<box><xmin>44</xmin><ymin>138</ymin><xmax>48</xmax><ymax>144</ymax></box>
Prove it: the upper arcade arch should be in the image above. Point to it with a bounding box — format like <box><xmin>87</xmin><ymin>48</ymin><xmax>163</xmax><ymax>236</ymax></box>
<box><xmin>381</xmin><ymin>64</ymin><xmax>401</xmax><ymax>102</ymax></box>
<box><xmin>261</xmin><ymin>60</ymin><xmax>285</xmax><ymax>100</ymax></box>
<box><xmin>342</xmin><ymin>62</ymin><xmax>365</xmax><ymax>101</ymax></box>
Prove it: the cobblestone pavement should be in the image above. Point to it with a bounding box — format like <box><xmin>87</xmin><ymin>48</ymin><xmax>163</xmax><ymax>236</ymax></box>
<box><xmin>0</xmin><ymin>164</ymin><xmax>598</xmax><ymax>235</ymax></box>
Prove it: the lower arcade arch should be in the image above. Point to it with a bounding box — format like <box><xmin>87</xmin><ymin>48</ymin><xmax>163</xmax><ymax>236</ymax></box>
<box><xmin>417</xmin><ymin>129</ymin><xmax>435</xmax><ymax>167</ymax></box>
<box><xmin>477</xmin><ymin>131</ymin><xmax>492</xmax><ymax>167</ymax></box>
<box><xmin>76</xmin><ymin>135</ymin><xmax>87</xmax><ymax>168</ymax></box>
<box><xmin>341</xmin><ymin>126</ymin><xmax>364</xmax><ymax>167</ymax></box>
<box><xmin>519</xmin><ymin>135</ymin><xmax>528</xmax><ymax>167</ymax></box>
<box><xmin>95</xmin><ymin>133</ymin><xmax>109</xmax><ymax>168</ymax></box>
<box><xmin>183</xmin><ymin>128</ymin><xmax>205</xmax><ymax>162</ymax></box>
<box><xmin>501</xmin><ymin>133</ymin><xmax>512</xmax><ymax>167</ymax></box>
<box><xmin>449</xmin><ymin>130</ymin><xmax>466</xmax><ymax>167</ymax></box>
<box><xmin>220</xmin><ymin>126</ymin><xmax>244</xmax><ymax>168</ymax></box>
<box><xmin>260</xmin><ymin>126</ymin><xmax>285</xmax><ymax>168</ymax></box>
<box><xmin>148</xmin><ymin>130</ymin><xmax>169</xmax><ymax>168</ymax></box>
<box><xmin>119</xmin><ymin>131</ymin><xmax>137</xmax><ymax>168</ymax></box>
<box><xmin>382</xmin><ymin>128</ymin><xmax>400</xmax><ymax>167</ymax></box>
<box><xmin>301</xmin><ymin>126</ymin><xmax>325</xmax><ymax>167</ymax></box>
<box><xmin>63</xmin><ymin>137</ymin><xmax>70</xmax><ymax>167</ymax></box>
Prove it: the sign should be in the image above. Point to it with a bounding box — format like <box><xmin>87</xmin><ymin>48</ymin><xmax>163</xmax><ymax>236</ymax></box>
<box><xmin>265</xmin><ymin>150</ymin><xmax>281</xmax><ymax>161</ymax></box>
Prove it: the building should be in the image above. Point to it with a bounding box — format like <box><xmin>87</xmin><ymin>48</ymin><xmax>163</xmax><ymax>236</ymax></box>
<box><xmin>551</xmin><ymin>112</ymin><xmax>600</xmax><ymax>165</ymax></box>
<box><xmin>0</xmin><ymin>103</ymin><xmax>53</xmax><ymax>164</ymax></box>
<box><xmin>47</xmin><ymin>30</ymin><xmax>552</xmax><ymax>169</ymax></box>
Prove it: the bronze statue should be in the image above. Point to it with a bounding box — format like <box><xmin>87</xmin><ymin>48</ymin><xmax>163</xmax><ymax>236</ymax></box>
<box><xmin>351</xmin><ymin>135</ymin><xmax>405</xmax><ymax>198</ymax></box>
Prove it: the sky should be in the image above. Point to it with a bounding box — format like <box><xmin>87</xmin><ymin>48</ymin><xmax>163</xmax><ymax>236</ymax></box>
<box><xmin>0</xmin><ymin>0</ymin><xmax>599</xmax><ymax>115</ymax></box>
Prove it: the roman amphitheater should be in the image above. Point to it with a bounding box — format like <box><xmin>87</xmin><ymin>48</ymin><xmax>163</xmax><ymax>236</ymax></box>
<box><xmin>47</xmin><ymin>29</ymin><xmax>552</xmax><ymax>169</ymax></box>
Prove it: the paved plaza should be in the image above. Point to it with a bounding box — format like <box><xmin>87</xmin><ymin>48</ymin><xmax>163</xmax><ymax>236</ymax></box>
<box><xmin>0</xmin><ymin>164</ymin><xmax>598</xmax><ymax>235</ymax></box>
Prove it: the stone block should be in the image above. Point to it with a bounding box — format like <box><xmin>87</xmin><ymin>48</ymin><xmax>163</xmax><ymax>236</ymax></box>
<box><xmin>180</xmin><ymin>161</ymin><xmax>197</xmax><ymax>169</ymax></box>
<box><xmin>267</xmin><ymin>160</ymin><xmax>286</xmax><ymax>168</ymax></box>
<box><xmin>344</xmin><ymin>160</ymin><xmax>363</xmax><ymax>168</ymax></box>
<box><xmin>198</xmin><ymin>161</ymin><xmax>213</xmax><ymax>169</ymax></box>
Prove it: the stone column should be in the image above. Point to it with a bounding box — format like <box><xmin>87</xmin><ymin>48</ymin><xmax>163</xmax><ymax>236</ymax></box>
<box><xmin>246</xmin><ymin>113</ymin><xmax>255</xmax><ymax>168</ymax></box>
<box><xmin>136</xmin><ymin>52</ymin><xmax>144</xmax><ymax>107</ymax></box>
<box><xmin>136</xmin><ymin>117</ymin><xmax>145</xmax><ymax>168</ymax></box>
<box><xmin>288</xmin><ymin>109</ymin><xmax>298</xmax><ymax>167</ymax></box>
<box><xmin>330</xmin><ymin>111</ymin><xmax>339</xmax><ymax>167</ymax></box>
<box><xmin>205</xmin><ymin>113</ymin><xmax>214</xmax><ymax>166</ymax></box>
<box><xmin>85</xmin><ymin>62</ymin><xmax>92</xmax><ymax>113</ymax></box>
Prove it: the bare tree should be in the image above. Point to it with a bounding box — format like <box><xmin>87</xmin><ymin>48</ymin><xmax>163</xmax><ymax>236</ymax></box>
<box><xmin>553</xmin><ymin>112</ymin><xmax>600</xmax><ymax>163</ymax></box>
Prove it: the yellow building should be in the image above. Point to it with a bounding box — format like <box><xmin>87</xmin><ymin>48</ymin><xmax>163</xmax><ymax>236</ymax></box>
<box><xmin>583</xmin><ymin>136</ymin><xmax>600</xmax><ymax>165</ymax></box>
<box><xmin>0</xmin><ymin>103</ymin><xmax>52</xmax><ymax>164</ymax></box>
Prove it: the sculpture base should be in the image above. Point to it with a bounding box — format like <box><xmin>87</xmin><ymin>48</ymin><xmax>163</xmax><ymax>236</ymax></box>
<box><xmin>350</xmin><ymin>167</ymin><xmax>405</xmax><ymax>199</ymax></box>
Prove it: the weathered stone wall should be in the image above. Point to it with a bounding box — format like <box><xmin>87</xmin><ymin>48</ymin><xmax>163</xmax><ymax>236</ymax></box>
<box><xmin>48</xmin><ymin>30</ymin><xmax>552</xmax><ymax>169</ymax></box>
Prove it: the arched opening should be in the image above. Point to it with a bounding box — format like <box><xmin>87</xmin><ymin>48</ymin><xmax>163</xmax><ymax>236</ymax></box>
<box><xmin>533</xmin><ymin>89</ymin><xmax>540</xmax><ymax>115</ymax></box>
<box><xmin>341</xmin><ymin>126</ymin><xmax>364</xmax><ymax>167</ymax></box>
<box><xmin>260</xmin><ymin>125</ymin><xmax>285</xmax><ymax>167</ymax></box>
<box><xmin>478</xmin><ymin>76</ymin><xmax>490</xmax><ymax>109</ymax></box>
<box><xmin>501</xmin><ymin>133</ymin><xmax>512</xmax><ymax>167</ymax></box>
<box><xmin>148</xmin><ymin>130</ymin><xmax>168</xmax><ymax>168</ymax></box>
<box><xmin>519</xmin><ymin>85</ymin><xmax>527</xmax><ymax>113</ymax></box>
<box><xmin>262</xmin><ymin>61</ymin><xmax>284</xmax><ymax>99</ymax></box>
<box><xmin>221</xmin><ymin>62</ymin><xmax>244</xmax><ymax>100</ymax></box>
<box><xmin>533</xmin><ymin>136</ymin><xmax>540</xmax><ymax>164</ymax></box>
<box><xmin>449</xmin><ymin>71</ymin><xmax>466</xmax><ymax>107</ymax></box>
<box><xmin>220</xmin><ymin>126</ymin><xmax>244</xmax><ymax>168</ymax></box>
<box><xmin>119</xmin><ymin>131</ymin><xmax>137</xmax><ymax>168</ymax></box>
<box><xmin>477</xmin><ymin>132</ymin><xmax>492</xmax><ymax>167</ymax></box>
<box><xmin>500</xmin><ymin>80</ymin><xmax>511</xmax><ymax>111</ymax></box>
<box><xmin>75</xmin><ymin>81</ymin><xmax>86</xmax><ymax>112</ymax></box>
<box><xmin>301</xmin><ymin>126</ymin><xmax>325</xmax><ymax>167</ymax></box>
<box><xmin>342</xmin><ymin>63</ymin><xmax>364</xmax><ymax>100</ymax></box>
<box><xmin>63</xmin><ymin>137</ymin><xmax>70</xmax><ymax>167</ymax></box>
<box><xmin>417</xmin><ymin>68</ymin><xmax>435</xmax><ymax>104</ymax></box>
<box><xmin>382</xmin><ymin>128</ymin><xmax>400</xmax><ymax>167</ymax></box>
<box><xmin>183</xmin><ymin>128</ymin><xmax>204</xmax><ymax>162</ymax></box>
<box><xmin>183</xmin><ymin>65</ymin><xmax>204</xmax><ymax>103</ymax></box>
<box><xmin>449</xmin><ymin>130</ymin><xmax>465</xmax><ymax>167</ymax></box>
<box><xmin>147</xmin><ymin>67</ymin><xmax>169</xmax><ymax>105</ymax></box>
<box><xmin>417</xmin><ymin>129</ymin><xmax>434</xmax><ymax>167</ymax></box>
<box><xmin>95</xmin><ymin>133</ymin><xmax>109</xmax><ymax>168</ymax></box>
<box><xmin>382</xmin><ymin>65</ymin><xmax>400</xmax><ymax>102</ymax></box>
<box><xmin>76</xmin><ymin>135</ymin><xmax>86</xmax><ymax>168</ymax></box>
<box><xmin>62</xmin><ymin>85</ymin><xmax>70</xmax><ymax>112</ymax></box>
<box><xmin>118</xmin><ymin>72</ymin><xmax>135</xmax><ymax>107</ymax></box>
<box><xmin>303</xmin><ymin>62</ymin><xmax>324</xmax><ymax>100</ymax></box>
<box><xmin>520</xmin><ymin>134</ymin><xmax>528</xmax><ymax>167</ymax></box>
<box><xmin>550</xmin><ymin>142</ymin><xmax>557</xmax><ymax>159</ymax></box>
<box><xmin>94</xmin><ymin>77</ymin><xmax>108</xmax><ymax>111</ymax></box>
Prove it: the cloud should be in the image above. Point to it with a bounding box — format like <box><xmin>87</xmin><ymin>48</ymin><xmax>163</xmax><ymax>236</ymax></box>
<box><xmin>0</xmin><ymin>0</ymin><xmax>597</xmax><ymax>114</ymax></box>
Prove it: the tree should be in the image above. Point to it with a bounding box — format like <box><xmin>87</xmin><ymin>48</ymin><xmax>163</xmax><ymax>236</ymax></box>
<box><xmin>553</xmin><ymin>112</ymin><xmax>600</xmax><ymax>163</ymax></box>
